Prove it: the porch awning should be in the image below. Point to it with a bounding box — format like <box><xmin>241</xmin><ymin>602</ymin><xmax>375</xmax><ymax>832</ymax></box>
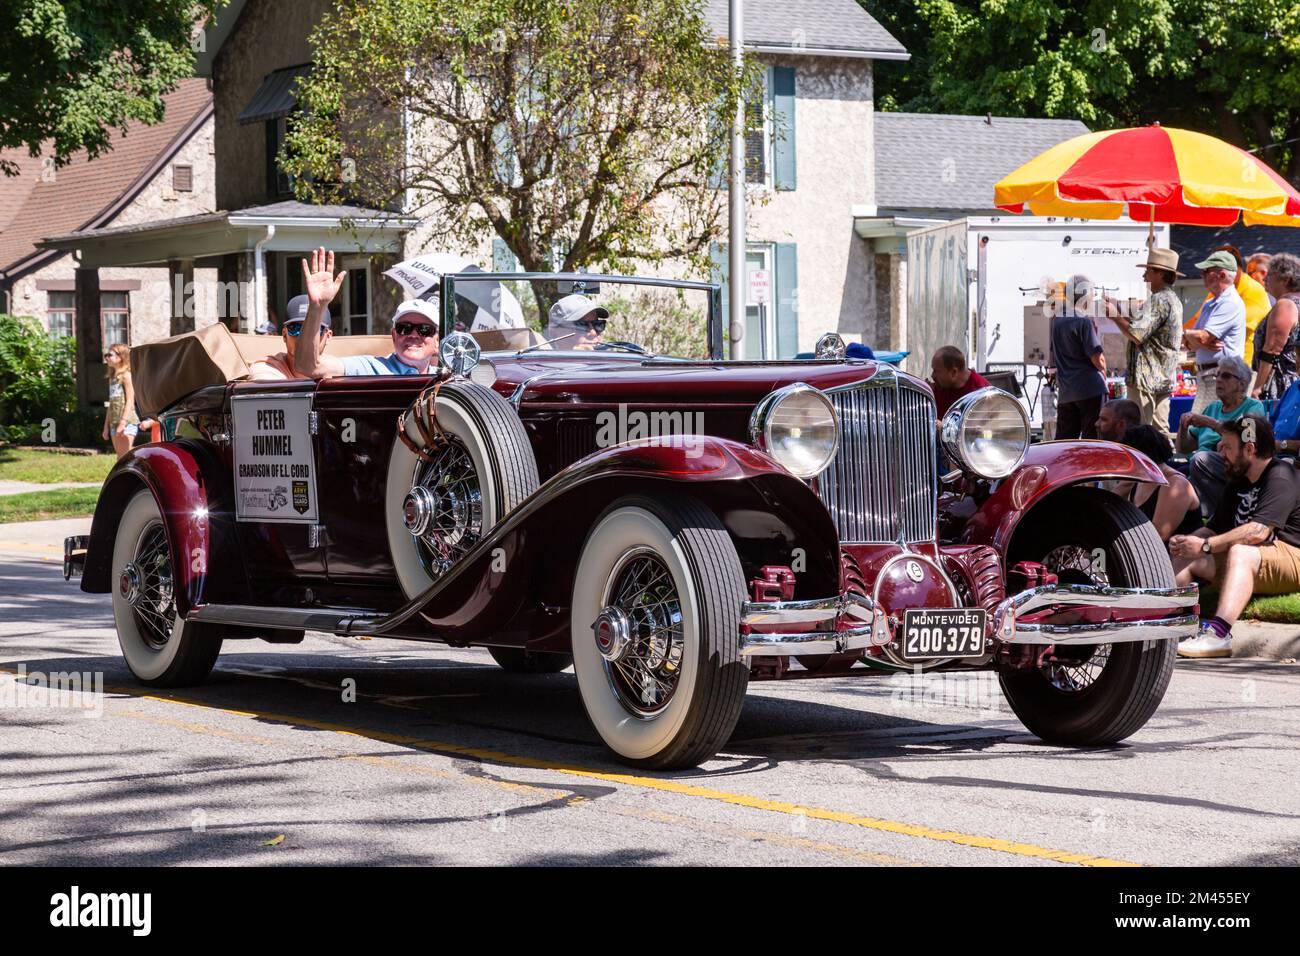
<box><xmin>37</xmin><ymin>201</ymin><xmax>416</xmax><ymax>268</ymax></box>
<box><xmin>238</xmin><ymin>65</ymin><xmax>311</xmax><ymax>125</ymax></box>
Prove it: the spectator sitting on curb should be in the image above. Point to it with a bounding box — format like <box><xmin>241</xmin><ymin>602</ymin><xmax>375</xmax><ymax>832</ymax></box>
<box><xmin>1114</xmin><ymin>424</ymin><xmax>1201</xmax><ymax>541</ymax></box>
<box><xmin>928</xmin><ymin>345</ymin><xmax>990</xmax><ymax>419</ymax></box>
<box><xmin>1176</xmin><ymin>354</ymin><xmax>1266</xmax><ymax>517</ymax></box>
<box><xmin>1096</xmin><ymin>398</ymin><xmax>1142</xmax><ymax>442</ymax></box>
<box><xmin>1170</xmin><ymin>415</ymin><xmax>1300</xmax><ymax>658</ymax></box>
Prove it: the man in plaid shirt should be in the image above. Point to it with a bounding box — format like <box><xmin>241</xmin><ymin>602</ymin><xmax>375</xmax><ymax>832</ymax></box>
<box><xmin>1112</xmin><ymin>247</ymin><xmax>1184</xmax><ymax>428</ymax></box>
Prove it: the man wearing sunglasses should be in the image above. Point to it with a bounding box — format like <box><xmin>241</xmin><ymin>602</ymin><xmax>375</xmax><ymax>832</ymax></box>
<box><xmin>545</xmin><ymin>294</ymin><xmax>608</xmax><ymax>351</ymax></box>
<box><xmin>247</xmin><ymin>294</ymin><xmax>332</xmax><ymax>381</ymax></box>
<box><xmin>293</xmin><ymin>247</ymin><xmax>441</xmax><ymax>378</ymax></box>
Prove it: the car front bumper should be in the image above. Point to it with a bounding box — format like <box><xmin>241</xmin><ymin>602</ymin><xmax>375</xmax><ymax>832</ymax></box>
<box><xmin>991</xmin><ymin>583</ymin><xmax>1199</xmax><ymax>645</ymax></box>
<box><xmin>739</xmin><ymin>583</ymin><xmax>1199</xmax><ymax>657</ymax></box>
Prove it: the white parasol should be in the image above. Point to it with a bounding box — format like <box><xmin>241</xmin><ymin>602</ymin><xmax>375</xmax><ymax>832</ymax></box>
<box><xmin>383</xmin><ymin>254</ymin><xmax>525</xmax><ymax>330</ymax></box>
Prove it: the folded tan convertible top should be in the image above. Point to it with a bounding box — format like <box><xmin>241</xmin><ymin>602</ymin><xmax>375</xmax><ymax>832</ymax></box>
<box><xmin>131</xmin><ymin>323</ymin><xmax>548</xmax><ymax>417</ymax></box>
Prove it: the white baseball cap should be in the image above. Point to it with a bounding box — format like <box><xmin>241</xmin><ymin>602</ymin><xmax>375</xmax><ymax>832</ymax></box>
<box><xmin>547</xmin><ymin>294</ymin><xmax>609</xmax><ymax>329</ymax></box>
<box><xmin>391</xmin><ymin>297</ymin><xmax>441</xmax><ymax>328</ymax></box>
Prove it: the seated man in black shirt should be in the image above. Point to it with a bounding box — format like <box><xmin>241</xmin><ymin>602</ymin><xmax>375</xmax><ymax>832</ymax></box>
<box><xmin>1170</xmin><ymin>415</ymin><xmax>1300</xmax><ymax>658</ymax></box>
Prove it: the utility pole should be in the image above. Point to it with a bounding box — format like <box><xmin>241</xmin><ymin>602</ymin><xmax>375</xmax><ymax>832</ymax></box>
<box><xmin>728</xmin><ymin>0</ymin><xmax>745</xmax><ymax>357</ymax></box>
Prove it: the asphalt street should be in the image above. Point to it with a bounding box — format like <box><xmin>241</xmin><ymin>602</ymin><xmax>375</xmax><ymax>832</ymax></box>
<box><xmin>2</xmin><ymin>527</ymin><xmax>1299</xmax><ymax>867</ymax></box>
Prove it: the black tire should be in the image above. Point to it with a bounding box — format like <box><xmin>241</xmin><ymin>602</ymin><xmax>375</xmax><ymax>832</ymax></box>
<box><xmin>570</xmin><ymin>494</ymin><xmax>749</xmax><ymax>769</ymax></box>
<box><xmin>386</xmin><ymin>380</ymin><xmax>539</xmax><ymax>599</ymax></box>
<box><xmin>997</xmin><ymin>487</ymin><xmax>1177</xmax><ymax>746</ymax></box>
<box><xmin>487</xmin><ymin>646</ymin><xmax>573</xmax><ymax>673</ymax></box>
<box><xmin>111</xmin><ymin>490</ymin><xmax>223</xmax><ymax>687</ymax></box>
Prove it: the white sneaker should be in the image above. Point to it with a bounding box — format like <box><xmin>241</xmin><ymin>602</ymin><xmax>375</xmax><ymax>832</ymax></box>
<box><xmin>1177</xmin><ymin>627</ymin><xmax>1232</xmax><ymax>659</ymax></box>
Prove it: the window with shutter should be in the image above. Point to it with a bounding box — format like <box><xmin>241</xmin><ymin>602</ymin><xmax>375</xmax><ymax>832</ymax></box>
<box><xmin>173</xmin><ymin>164</ymin><xmax>193</xmax><ymax>192</ymax></box>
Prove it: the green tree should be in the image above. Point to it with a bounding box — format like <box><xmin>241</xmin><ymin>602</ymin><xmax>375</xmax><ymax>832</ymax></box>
<box><xmin>282</xmin><ymin>0</ymin><xmax>750</xmax><ymax>292</ymax></box>
<box><xmin>0</xmin><ymin>0</ymin><xmax>223</xmax><ymax>174</ymax></box>
<box><xmin>0</xmin><ymin>315</ymin><xmax>75</xmax><ymax>428</ymax></box>
<box><xmin>864</xmin><ymin>0</ymin><xmax>1300</xmax><ymax>179</ymax></box>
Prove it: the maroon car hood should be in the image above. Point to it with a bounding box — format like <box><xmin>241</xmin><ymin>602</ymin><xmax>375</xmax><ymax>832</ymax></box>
<box><xmin>493</xmin><ymin>355</ymin><xmax>925</xmax><ymax>405</ymax></box>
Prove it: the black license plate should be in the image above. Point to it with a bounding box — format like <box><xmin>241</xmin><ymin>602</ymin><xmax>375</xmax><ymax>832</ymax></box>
<box><xmin>901</xmin><ymin>608</ymin><xmax>987</xmax><ymax>661</ymax></box>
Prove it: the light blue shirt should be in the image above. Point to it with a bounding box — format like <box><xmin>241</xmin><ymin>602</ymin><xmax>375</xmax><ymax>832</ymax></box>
<box><xmin>1193</xmin><ymin>285</ymin><xmax>1246</xmax><ymax>364</ymax></box>
<box><xmin>340</xmin><ymin>352</ymin><xmax>430</xmax><ymax>376</ymax></box>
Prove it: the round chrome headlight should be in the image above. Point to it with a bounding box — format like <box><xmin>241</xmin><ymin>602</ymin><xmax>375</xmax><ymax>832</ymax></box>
<box><xmin>440</xmin><ymin>331</ymin><xmax>481</xmax><ymax>376</ymax></box>
<box><xmin>940</xmin><ymin>387</ymin><xmax>1029</xmax><ymax>479</ymax></box>
<box><xmin>749</xmin><ymin>384</ymin><xmax>839</xmax><ymax>478</ymax></box>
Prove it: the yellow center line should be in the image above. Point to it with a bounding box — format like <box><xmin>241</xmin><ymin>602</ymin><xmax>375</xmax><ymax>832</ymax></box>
<box><xmin>0</xmin><ymin>664</ymin><xmax>1138</xmax><ymax>866</ymax></box>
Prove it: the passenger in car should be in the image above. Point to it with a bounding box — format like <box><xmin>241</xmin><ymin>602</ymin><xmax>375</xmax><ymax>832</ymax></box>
<box><xmin>293</xmin><ymin>247</ymin><xmax>441</xmax><ymax>378</ymax></box>
<box><xmin>247</xmin><ymin>295</ymin><xmax>332</xmax><ymax>381</ymax></box>
<box><xmin>545</xmin><ymin>294</ymin><xmax>608</xmax><ymax>350</ymax></box>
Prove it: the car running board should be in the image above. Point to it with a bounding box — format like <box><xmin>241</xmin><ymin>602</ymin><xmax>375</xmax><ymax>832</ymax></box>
<box><xmin>188</xmin><ymin>604</ymin><xmax>385</xmax><ymax>635</ymax></box>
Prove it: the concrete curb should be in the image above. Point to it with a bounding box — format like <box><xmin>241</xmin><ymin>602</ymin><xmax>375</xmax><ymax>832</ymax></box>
<box><xmin>1231</xmin><ymin>621</ymin><xmax>1300</xmax><ymax>661</ymax></box>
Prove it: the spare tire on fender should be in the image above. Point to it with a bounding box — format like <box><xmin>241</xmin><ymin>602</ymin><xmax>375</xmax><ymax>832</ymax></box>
<box><xmin>385</xmin><ymin>379</ymin><xmax>539</xmax><ymax>600</ymax></box>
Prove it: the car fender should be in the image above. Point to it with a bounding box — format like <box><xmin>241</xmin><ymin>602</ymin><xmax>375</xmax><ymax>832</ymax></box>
<box><xmin>411</xmin><ymin>434</ymin><xmax>842</xmax><ymax>637</ymax></box>
<box><xmin>82</xmin><ymin>442</ymin><xmax>240</xmax><ymax>615</ymax></box>
<box><xmin>961</xmin><ymin>440</ymin><xmax>1166</xmax><ymax>555</ymax></box>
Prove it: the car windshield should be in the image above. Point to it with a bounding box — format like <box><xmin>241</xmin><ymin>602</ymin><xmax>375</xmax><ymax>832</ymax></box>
<box><xmin>439</xmin><ymin>273</ymin><xmax>721</xmax><ymax>360</ymax></box>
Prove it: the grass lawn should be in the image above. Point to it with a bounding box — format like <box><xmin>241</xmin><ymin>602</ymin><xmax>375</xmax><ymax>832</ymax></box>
<box><xmin>0</xmin><ymin>447</ymin><xmax>114</xmax><ymax>483</ymax></box>
<box><xmin>0</xmin><ymin>487</ymin><xmax>101</xmax><ymax>523</ymax></box>
<box><xmin>1198</xmin><ymin>588</ymin><xmax>1300</xmax><ymax>625</ymax></box>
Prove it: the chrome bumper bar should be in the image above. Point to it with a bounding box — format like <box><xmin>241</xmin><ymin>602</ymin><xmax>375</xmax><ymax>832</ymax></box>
<box><xmin>991</xmin><ymin>583</ymin><xmax>1199</xmax><ymax>645</ymax></box>
<box><xmin>739</xmin><ymin>593</ymin><xmax>889</xmax><ymax>656</ymax></box>
<box><xmin>741</xmin><ymin>582</ymin><xmax>1199</xmax><ymax>656</ymax></box>
<box><xmin>63</xmin><ymin>535</ymin><xmax>89</xmax><ymax>581</ymax></box>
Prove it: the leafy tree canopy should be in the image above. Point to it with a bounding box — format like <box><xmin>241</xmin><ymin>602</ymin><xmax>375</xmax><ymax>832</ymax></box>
<box><xmin>864</xmin><ymin>0</ymin><xmax>1300</xmax><ymax>178</ymax></box>
<box><xmin>0</xmin><ymin>0</ymin><xmax>222</xmax><ymax>174</ymax></box>
<box><xmin>282</xmin><ymin>0</ymin><xmax>751</xmax><ymax>279</ymax></box>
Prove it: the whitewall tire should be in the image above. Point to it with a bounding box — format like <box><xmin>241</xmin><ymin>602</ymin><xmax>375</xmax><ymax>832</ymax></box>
<box><xmin>111</xmin><ymin>490</ymin><xmax>222</xmax><ymax>687</ymax></box>
<box><xmin>570</xmin><ymin>495</ymin><xmax>748</xmax><ymax>769</ymax></box>
<box><xmin>386</xmin><ymin>382</ymin><xmax>538</xmax><ymax>600</ymax></box>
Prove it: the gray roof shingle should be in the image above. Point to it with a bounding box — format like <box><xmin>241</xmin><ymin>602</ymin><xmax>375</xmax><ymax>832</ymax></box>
<box><xmin>874</xmin><ymin>112</ymin><xmax>1090</xmax><ymax>212</ymax></box>
<box><xmin>704</xmin><ymin>0</ymin><xmax>906</xmax><ymax>58</ymax></box>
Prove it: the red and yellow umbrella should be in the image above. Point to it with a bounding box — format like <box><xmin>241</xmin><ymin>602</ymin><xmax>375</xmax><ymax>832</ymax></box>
<box><xmin>994</xmin><ymin>125</ymin><xmax>1300</xmax><ymax>227</ymax></box>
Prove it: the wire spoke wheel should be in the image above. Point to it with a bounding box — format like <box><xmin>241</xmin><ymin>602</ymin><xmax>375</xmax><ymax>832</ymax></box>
<box><xmin>602</xmin><ymin>549</ymin><xmax>685</xmax><ymax>717</ymax></box>
<box><xmin>111</xmin><ymin>490</ymin><xmax>222</xmax><ymax>687</ymax></box>
<box><xmin>410</xmin><ymin>439</ymin><xmax>483</xmax><ymax>579</ymax></box>
<box><xmin>1037</xmin><ymin>544</ymin><xmax>1113</xmax><ymax>693</ymax></box>
<box><xmin>129</xmin><ymin>520</ymin><xmax>176</xmax><ymax>650</ymax></box>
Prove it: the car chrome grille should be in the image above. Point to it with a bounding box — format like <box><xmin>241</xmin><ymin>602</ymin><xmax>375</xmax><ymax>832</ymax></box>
<box><xmin>817</xmin><ymin>381</ymin><xmax>938</xmax><ymax>544</ymax></box>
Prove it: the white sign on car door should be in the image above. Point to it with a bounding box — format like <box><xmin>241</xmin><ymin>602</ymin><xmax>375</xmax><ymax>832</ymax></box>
<box><xmin>231</xmin><ymin>394</ymin><xmax>319</xmax><ymax>523</ymax></box>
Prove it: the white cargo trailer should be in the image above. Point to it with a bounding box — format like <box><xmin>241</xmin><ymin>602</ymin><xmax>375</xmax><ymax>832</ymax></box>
<box><xmin>904</xmin><ymin>217</ymin><xmax>1170</xmax><ymax>425</ymax></box>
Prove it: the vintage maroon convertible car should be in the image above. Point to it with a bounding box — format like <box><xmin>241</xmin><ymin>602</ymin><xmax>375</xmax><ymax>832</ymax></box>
<box><xmin>65</xmin><ymin>272</ymin><xmax>1198</xmax><ymax>768</ymax></box>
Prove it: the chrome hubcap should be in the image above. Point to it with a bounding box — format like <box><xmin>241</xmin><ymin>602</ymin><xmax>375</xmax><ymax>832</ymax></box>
<box><xmin>402</xmin><ymin>485</ymin><xmax>437</xmax><ymax>537</ymax></box>
<box><xmin>592</xmin><ymin>607</ymin><xmax>633</xmax><ymax>662</ymax></box>
<box><xmin>408</xmin><ymin>439</ymin><xmax>483</xmax><ymax>579</ymax></box>
<box><xmin>123</xmin><ymin>520</ymin><xmax>175</xmax><ymax>650</ymax></box>
<box><xmin>600</xmin><ymin>549</ymin><xmax>684</xmax><ymax>717</ymax></box>
<box><xmin>119</xmin><ymin>563</ymin><xmax>142</xmax><ymax>606</ymax></box>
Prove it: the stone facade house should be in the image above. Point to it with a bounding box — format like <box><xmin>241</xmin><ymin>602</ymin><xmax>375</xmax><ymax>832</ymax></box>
<box><xmin>0</xmin><ymin>79</ymin><xmax>215</xmax><ymax>377</ymax></box>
